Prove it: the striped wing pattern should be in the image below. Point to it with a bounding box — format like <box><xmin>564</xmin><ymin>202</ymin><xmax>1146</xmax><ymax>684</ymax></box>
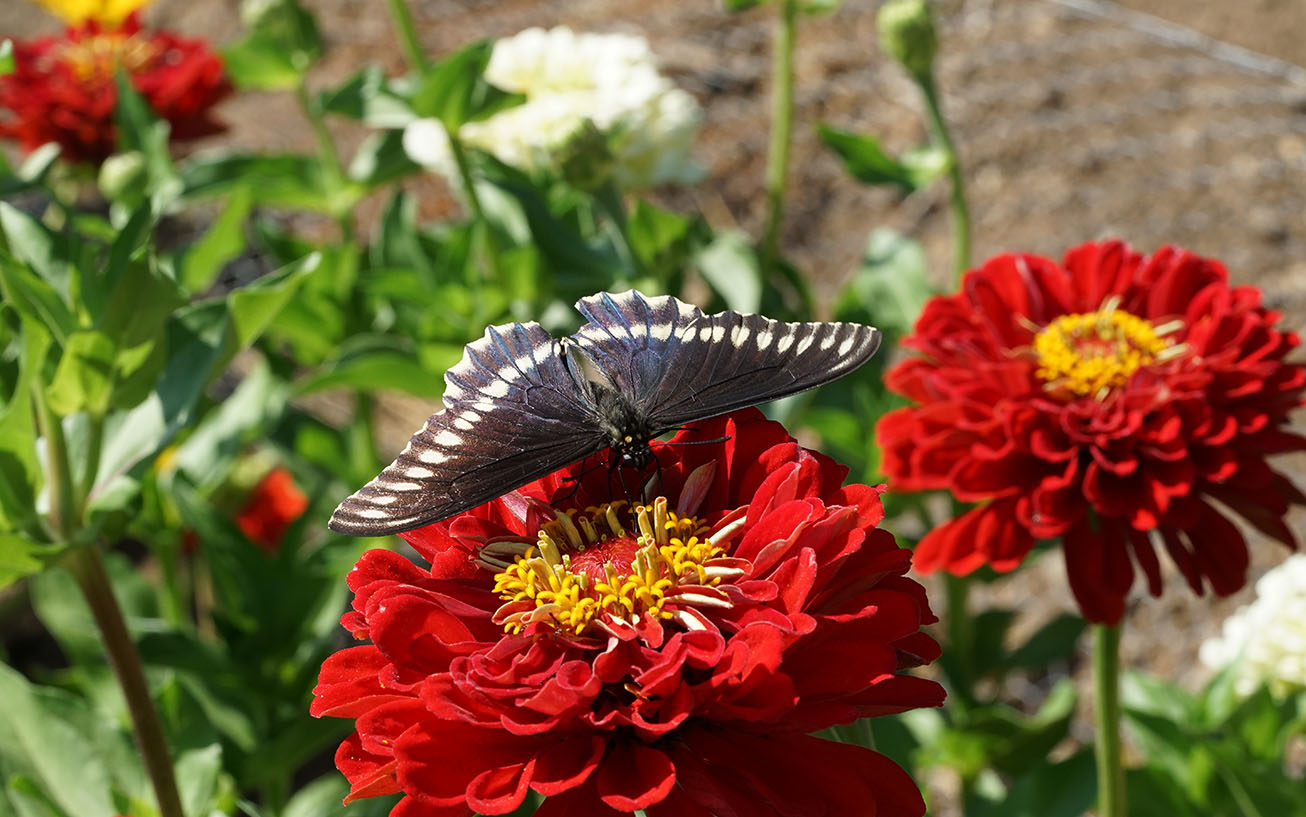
<box><xmin>329</xmin><ymin>290</ymin><xmax>882</xmax><ymax>536</ymax></box>
<box><xmin>647</xmin><ymin>312</ymin><xmax>881</xmax><ymax>427</ymax></box>
<box><xmin>328</xmin><ymin>321</ymin><xmax>605</xmax><ymax>535</ymax></box>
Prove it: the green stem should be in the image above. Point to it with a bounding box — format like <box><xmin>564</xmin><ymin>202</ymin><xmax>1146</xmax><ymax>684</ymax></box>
<box><xmin>447</xmin><ymin>134</ymin><xmax>501</xmax><ymax>283</ymax></box>
<box><xmin>595</xmin><ymin>182</ymin><xmax>646</xmax><ymax>280</ymax></box>
<box><xmin>294</xmin><ymin>80</ymin><xmax>355</xmax><ymax>243</ymax></box>
<box><xmin>944</xmin><ymin>572</ymin><xmax>976</xmax><ymax>705</ymax></box>
<box><xmin>1093</xmin><ymin>623</ymin><xmax>1127</xmax><ymax>817</ymax></box>
<box><xmin>384</xmin><ymin>0</ymin><xmax>428</xmax><ymax>73</ymax></box>
<box><xmin>760</xmin><ymin>0</ymin><xmax>798</xmax><ymax>281</ymax></box>
<box><xmin>918</xmin><ymin>73</ymin><xmax>971</xmax><ymax>285</ymax></box>
<box><xmin>67</xmin><ymin>546</ymin><xmax>185</xmax><ymax>817</ymax></box>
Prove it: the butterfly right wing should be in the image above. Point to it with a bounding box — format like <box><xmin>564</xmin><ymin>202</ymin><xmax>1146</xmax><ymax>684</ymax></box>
<box><xmin>328</xmin><ymin>321</ymin><xmax>606</xmax><ymax>536</ymax></box>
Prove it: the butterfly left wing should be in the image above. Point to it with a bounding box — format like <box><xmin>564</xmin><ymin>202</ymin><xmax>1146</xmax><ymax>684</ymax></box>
<box><xmin>328</xmin><ymin>321</ymin><xmax>606</xmax><ymax>536</ymax></box>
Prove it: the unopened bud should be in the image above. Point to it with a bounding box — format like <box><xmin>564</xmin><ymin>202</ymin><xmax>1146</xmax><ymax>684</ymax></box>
<box><xmin>877</xmin><ymin>0</ymin><xmax>938</xmax><ymax>80</ymax></box>
<box><xmin>553</xmin><ymin>119</ymin><xmax>615</xmax><ymax>193</ymax></box>
<box><xmin>97</xmin><ymin>151</ymin><xmax>147</xmax><ymax>202</ymax></box>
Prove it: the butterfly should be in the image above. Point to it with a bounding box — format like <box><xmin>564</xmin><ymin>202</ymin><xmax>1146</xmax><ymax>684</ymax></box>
<box><xmin>328</xmin><ymin>290</ymin><xmax>881</xmax><ymax>536</ymax></box>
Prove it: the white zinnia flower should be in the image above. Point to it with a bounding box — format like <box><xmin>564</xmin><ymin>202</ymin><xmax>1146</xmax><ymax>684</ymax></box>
<box><xmin>402</xmin><ymin>26</ymin><xmax>703</xmax><ymax>191</ymax></box>
<box><xmin>1199</xmin><ymin>554</ymin><xmax>1306</xmax><ymax>697</ymax></box>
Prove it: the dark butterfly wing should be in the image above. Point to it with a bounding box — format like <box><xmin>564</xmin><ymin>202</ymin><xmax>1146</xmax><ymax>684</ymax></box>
<box><xmin>643</xmin><ymin>307</ymin><xmax>881</xmax><ymax>428</ymax></box>
<box><xmin>571</xmin><ymin>290</ymin><xmax>704</xmax><ymax>407</ymax></box>
<box><xmin>328</xmin><ymin>321</ymin><xmax>606</xmax><ymax>536</ymax></box>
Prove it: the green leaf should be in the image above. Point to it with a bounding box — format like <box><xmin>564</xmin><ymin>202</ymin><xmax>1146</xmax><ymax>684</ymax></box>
<box><xmin>0</xmin><ymin>40</ymin><xmax>13</xmax><ymax>76</ymax></box>
<box><xmin>113</xmin><ymin>74</ymin><xmax>180</xmax><ymax>207</ymax></box>
<box><xmin>0</xmin><ymin>254</ymin><xmax>74</xmax><ymax>344</ymax></box>
<box><xmin>724</xmin><ymin>0</ymin><xmax>768</xmax><ymax>9</ymax></box>
<box><xmin>176</xmin><ymin>744</ymin><xmax>223</xmax><ymax>817</ymax></box>
<box><xmin>0</xmin><ymin>665</ymin><xmax>115</xmax><ymax>817</ymax></box>
<box><xmin>836</xmin><ymin>228</ymin><xmax>934</xmax><ymax>337</ymax></box>
<box><xmin>1005</xmin><ymin>614</ymin><xmax>1087</xmax><ymax>670</ymax></box>
<box><xmin>0</xmin><ymin>203</ymin><xmax>68</xmax><ymax>297</ymax></box>
<box><xmin>318</xmin><ymin>64</ymin><xmax>384</xmax><ymax>119</ymax></box>
<box><xmin>45</xmin><ymin>330</ymin><xmax>117</xmax><ymax>416</ymax></box>
<box><xmin>295</xmin><ymin>346</ymin><xmax>444</xmax><ymax>398</ymax></box>
<box><xmin>181</xmin><ymin>154</ymin><xmax>358</xmax><ymax>215</ymax></box>
<box><xmin>627</xmin><ymin>200</ymin><xmax>705</xmax><ymax>287</ymax></box>
<box><xmin>179</xmin><ymin>186</ymin><xmax>254</xmax><ymax>293</ymax></box>
<box><xmin>409</xmin><ymin>40</ymin><xmax>524</xmax><ymax>130</ymax></box>
<box><xmin>696</xmin><ymin>231</ymin><xmax>762</xmax><ymax>313</ymax></box>
<box><xmin>799</xmin><ymin>0</ymin><xmax>842</xmax><ymax>13</ymax></box>
<box><xmin>6</xmin><ymin>777</ymin><xmax>68</xmax><ymax>817</ymax></box>
<box><xmin>971</xmin><ymin>750</ymin><xmax>1096</xmax><ymax>817</ymax></box>
<box><xmin>818</xmin><ymin>124</ymin><xmax>948</xmax><ymax>192</ymax></box>
<box><xmin>349</xmin><ymin>129</ymin><xmax>421</xmax><ymax>189</ymax></box>
<box><xmin>0</xmin><ymin>144</ymin><xmax>62</xmax><ymax>199</ymax></box>
<box><xmin>228</xmin><ymin>252</ymin><xmax>321</xmax><ymax>350</ymax></box>
<box><xmin>0</xmin><ymin>326</ymin><xmax>45</xmax><ymax>534</ymax></box>
<box><xmin>222</xmin><ymin>0</ymin><xmax>322</xmax><ymax>90</ymax></box>
<box><xmin>170</xmin><ymin>357</ymin><xmax>286</xmax><ymax>492</ymax></box>
<box><xmin>0</xmin><ymin>535</ymin><xmax>49</xmax><ymax>590</ymax></box>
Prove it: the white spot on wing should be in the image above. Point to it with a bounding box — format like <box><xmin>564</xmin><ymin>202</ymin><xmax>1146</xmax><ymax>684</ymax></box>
<box><xmin>755</xmin><ymin>327</ymin><xmax>774</xmax><ymax>349</ymax></box>
<box><xmin>795</xmin><ymin>332</ymin><xmax>816</xmax><ymax>354</ymax></box>
<box><xmin>819</xmin><ymin>330</ymin><xmax>837</xmax><ymax>350</ymax></box>
<box><xmin>383</xmin><ymin>481</ymin><xmax>424</xmax><ymax>491</ymax></box>
<box><xmin>730</xmin><ymin>325</ymin><xmax>750</xmax><ymax>346</ymax></box>
<box><xmin>711</xmin><ymin>325</ymin><xmax>726</xmax><ymax>342</ymax></box>
<box><xmin>433</xmin><ymin>430</ymin><xmax>462</xmax><ymax>447</ymax></box>
<box><xmin>776</xmin><ymin>327</ymin><xmax>796</xmax><ymax>353</ymax></box>
<box><xmin>454</xmin><ymin>418</ymin><xmax>474</xmax><ymax>431</ymax></box>
<box><xmin>482</xmin><ymin>380</ymin><xmax>511</xmax><ymax>398</ymax></box>
<box><xmin>837</xmin><ymin>334</ymin><xmax>856</xmax><ymax>356</ymax></box>
<box><xmin>650</xmin><ymin>322</ymin><xmax>674</xmax><ymax>342</ymax></box>
<box><xmin>356</xmin><ymin>508</ymin><xmax>391</xmax><ymax>519</ymax></box>
<box><xmin>418</xmin><ymin>448</ymin><xmax>449</xmax><ymax>464</ymax></box>
<box><xmin>404</xmin><ymin>466</ymin><xmax>435</xmax><ymax>478</ymax></box>
<box><xmin>698</xmin><ymin>326</ymin><xmax>713</xmax><ymax>341</ymax></box>
<box><xmin>371</xmin><ymin>495</ymin><xmax>399</xmax><ymax>506</ymax></box>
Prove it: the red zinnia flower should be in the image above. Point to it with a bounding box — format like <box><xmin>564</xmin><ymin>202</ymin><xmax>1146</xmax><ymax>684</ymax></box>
<box><xmin>878</xmin><ymin>240</ymin><xmax>1306</xmax><ymax>623</ymax></box>
<box><xmin>0</xmin><ymin>13</ymin><xmax>230</xmax><ymax>164</ymax></box>
<box><xmin>313</xmin><ymin>408</ymin><xmax>944</xmax><ymax>816</ymax></box>
<box><xmin>236</xmin><ymin>467</ymin><xmax>309</xmax><ymax>553</ymax></box>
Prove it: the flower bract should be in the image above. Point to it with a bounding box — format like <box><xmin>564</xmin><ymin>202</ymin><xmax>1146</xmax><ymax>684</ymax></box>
<box><xmin>878</xmin><ymin>240</ymin><xmax>1306</xmax><ymax>623</ymax></box>
<box><xmin>314</xmin><ymin>408</ymin><xmax>943</xmax><ymax>815</ymax></box>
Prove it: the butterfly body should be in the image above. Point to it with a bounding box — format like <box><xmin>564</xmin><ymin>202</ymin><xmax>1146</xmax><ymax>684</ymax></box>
<box><xmin>329</xmin><ymin>290</ymin><xmax>881</xmax><ymax>536</ymax></box>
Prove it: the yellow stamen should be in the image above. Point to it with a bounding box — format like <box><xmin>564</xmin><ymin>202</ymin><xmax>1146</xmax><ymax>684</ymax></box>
<box><xmin>492</xmin><ymin>497</ymin><xmax>728</xmax><ymax>637</ymax></box>
<box><xmin>1033</xmin><ymin>300</ymin><xmax>1181</xmax><ymax>398</ymax></box>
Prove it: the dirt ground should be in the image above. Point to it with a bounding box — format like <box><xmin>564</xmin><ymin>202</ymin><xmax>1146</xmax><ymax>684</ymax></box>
<box><xmin>5</xmin><ymin>0</ymin><xmax>1306</xmax><ymax>780</ymax></box>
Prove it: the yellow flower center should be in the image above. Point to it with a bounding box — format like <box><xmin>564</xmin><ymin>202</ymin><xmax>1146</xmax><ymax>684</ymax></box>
<box><xmin>486</xmin><ymin>498</ymin><xmax>738</xmax><ymax>637</ymax></box>
<box><xmin>1033</xmin><ymin>299</ymin><xmax>1181</xmax><ymax>398</ymax></box>
<box><xmin>57</xmin><ymin>32</ymin><xmax>159</xmax><ymax>81</ymax></box>
<box><xmin>33</xmin><ymin>0</ymin><xmax>151</xmax><ymax>26</ymax></box>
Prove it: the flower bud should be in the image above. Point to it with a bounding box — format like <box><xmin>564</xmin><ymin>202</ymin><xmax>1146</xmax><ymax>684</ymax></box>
<box><xmin>552</xmin><ymin>119</ymin><xmax>615</xmax><ymax>193</ymax></box>
<box><xmin>97</xmin><ymin>151</ymin><xmax>147</xmax><ymax>202</ymax></box>
<box><xmin>877</xmin><ymin>0</ymin><xmax>938</xmax><ymax>80</ymax></box>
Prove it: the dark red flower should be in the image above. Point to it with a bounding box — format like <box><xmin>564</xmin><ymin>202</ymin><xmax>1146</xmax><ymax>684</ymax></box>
<box><xmin>236</xmin><ymin>467</ymin><xmax>308</xmax><ymax>553</ymax></box>
<box><xmin>0</xmin><ymin>13</ymin><xmax>230</xmax><ymax>164</ymax></box>
<box><xmin>878</xmin><ymin>240</ymin><xmax>1306</xmax><ymax>623</ymax></box>
<box><xmin>313</xmin><ymin>408</ymin><xmax>944</xmax><ymax>816</ymax></box>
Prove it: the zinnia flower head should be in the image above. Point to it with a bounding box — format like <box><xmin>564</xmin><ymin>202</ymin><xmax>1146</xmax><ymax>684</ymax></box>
<box><xmin>236</xmin><ymin>467</ymin><xmax>309</xmax><ymax>553</ymax></box>
<box><xmin>0</xmin><ymin>13</ymin><xmax>230</xmax><ymax>164</ymax></box>
<box><xmin>1200</xmin><ymin>554</ymin><xmax>1306</xmax><ymax>697</ymax></box>
<box><xmin>878</xmin><ymin>240</ymin><xmax>1306</xmax><ymax>624</ymax></box>
<box><xmin>403</xmin><ymin>26</ymin><xmax>703</xmax><ymax>191</ymax></box>
<box><xmin>313</xmin><ymin>408</ymin><xmax>944</xmax><ymax>816</ymax></box>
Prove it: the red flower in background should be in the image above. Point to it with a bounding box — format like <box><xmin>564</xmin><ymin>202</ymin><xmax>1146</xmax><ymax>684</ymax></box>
<box><xmin>878</xmin><ymin>240</ymin><xmax>1306</xmax><ymax>623</ymax></box>
<box><xmin>313</xmin><ymin>409</ymin><xmax>944</xmax><ymax>816</ymax></box>
<box><xmin>237</xmin><ymin>467</ymin><xmax>309</xmax><ymax>553</ymax></box>
<box><xmin>0</xmin><ymin>13</ymin><xmax>230</xmax><ymax>163</ymax></box>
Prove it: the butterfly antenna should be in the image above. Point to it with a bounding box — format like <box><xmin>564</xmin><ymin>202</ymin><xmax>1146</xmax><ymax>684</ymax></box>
<box><xmin>555</xmin><ymin>455</ymin><xmax>606</xmax><ymax>507</ymax></box>
<box><xmin>652</xmin><ymin>435</ymin><xmax>733</xmax><ymax>448</ymax></box>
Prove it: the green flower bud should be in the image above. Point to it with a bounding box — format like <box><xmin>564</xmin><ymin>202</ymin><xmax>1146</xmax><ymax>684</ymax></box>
<box><xmin>877</xmin><ymin>0</ymin><xmax>938</xmax><ymax>80</ymax></box>
<box><xmin>97</xmin><ymin>151</ymin><xmax>147</xmax><ymax>202</ymax></box>
<box><xmin>552</xmin><ymin>119</ymin><xmax>616</xmax><ymax>193</ymax></box>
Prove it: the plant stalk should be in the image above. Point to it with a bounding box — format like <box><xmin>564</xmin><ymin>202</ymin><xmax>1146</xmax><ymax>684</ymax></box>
<box><xmin>384</xmin><ymin>0</ymin><xmax>428</xmax><ymax>73</ymax></box>
<box><xmin>447</xmin><ymin>134</ymin><xmax>502</xmax><ymax>283</ymax></box>
<box><xmin>918</xmin><ymin>73</ymin><xmax>971</xmax><ymax>285</ymax></box>
<box><xmin>68</xmin><ymin>546</ymin><xmax>186</xmax><ymax>817</ymax></box>
<box><xmin>760</xmin><ymin>0</ymin><xmax>798</xmax><ymax>280</ymax></box>
<box><xmin>294</xmin><ymin>80</ymin><xmax>355</xmax><ymax>242</ymax></box>
<box><xmin>1093</xmin><ymin>623</ymin><xmax>1127</xmax><ymax>817</ymax></box>
<box><xmin>32</xmin><ymin>391</ymin><xmax>76</xmax><ymax>539</ymax></box>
